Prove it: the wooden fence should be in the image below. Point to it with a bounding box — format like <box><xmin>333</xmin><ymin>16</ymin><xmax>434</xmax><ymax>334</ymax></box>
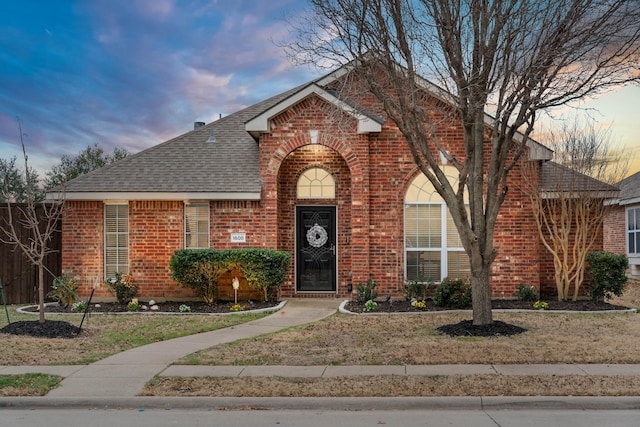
<box><xmin>0</xmin><ymin>203</ymin><xmax>61</xmax><ymax>305</ymax></box>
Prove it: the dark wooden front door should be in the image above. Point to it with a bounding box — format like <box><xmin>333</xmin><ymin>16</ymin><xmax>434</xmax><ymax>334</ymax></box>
<box><xmin>296</xmin><ymin>206</ymin><xmax>337</xmax><ymax>292</ymax></box>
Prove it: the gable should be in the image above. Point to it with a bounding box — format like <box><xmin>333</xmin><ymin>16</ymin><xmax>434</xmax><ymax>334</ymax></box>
<box><xmin>245</xmin><ymin>83</ymin><xmax>383</xmax><ymax>137</ymax></box>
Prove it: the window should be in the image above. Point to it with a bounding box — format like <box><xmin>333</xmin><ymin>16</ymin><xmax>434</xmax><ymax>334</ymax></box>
<box><xmin>105</xmin><ymin>204</ymin><xmax>128</xmax><ymax>278</ymax></box>
<box><xmin>404</xmin><ymin>169</ymin><xmax>469</xmax><ymax>282</ymax></box>
<box><xmin>185</xmin><ymin>203</ymin><xmax>210</xmax><ymax>248</ymax></box>
<box><xmin>297</xmin><ymin>168</ymin><xmax>335</xmax><ymax>199</ymax></box>
<box><xmin>628</xmin><ymin>207</ymin><xmax>640</xmax><ymax>255</ymax></box>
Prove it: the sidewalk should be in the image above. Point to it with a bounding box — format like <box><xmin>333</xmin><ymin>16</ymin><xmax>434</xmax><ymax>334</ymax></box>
<box><xmin>1</xmin><ymin>299</ymin><xmax>640</xmax><ymax>406</ymax></box>
<box><xmin>1</xmin><ymin>298</ymin><xmax>341</xmax><ymax>399</ymax></box>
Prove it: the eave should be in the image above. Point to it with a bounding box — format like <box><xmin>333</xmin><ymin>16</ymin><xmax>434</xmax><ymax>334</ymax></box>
<box><xmin>48</xmin><ymin>191</ymin><xmax>261</xmax><ymax>201</ymax></box>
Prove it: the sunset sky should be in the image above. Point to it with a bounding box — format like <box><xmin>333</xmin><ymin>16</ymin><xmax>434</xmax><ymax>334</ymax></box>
<box><xmin>1</xmin><ymin>0</ymin><xmax>638</xmax><ymax>178</ymax></box>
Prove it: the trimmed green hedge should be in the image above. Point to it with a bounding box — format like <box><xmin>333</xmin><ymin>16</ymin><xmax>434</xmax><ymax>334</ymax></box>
<box><xmin>586</xmin><ymin>251</ymin><xmax>628</xmax><ymax>302</ymax></box>
<box><xmin>170</xmin><ymin>248</ymin><xmax>291</xmax><ymax>302</ymax></box>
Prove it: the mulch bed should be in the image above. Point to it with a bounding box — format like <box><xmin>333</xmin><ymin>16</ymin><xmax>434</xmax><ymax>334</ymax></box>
<box><xmin>345</xmin><ymin>298</ymin><xmax>631</xmax><ymax>314</ymax></box>
<box><xmin>2</xmin><ymin>300</ymin><xmax>279</xmax><ymax>339</ymax></box>
<box><xmin>1</xmin><ymin>320</ymin><xmax>81</xmax><ymax>339</ymax></box>
<box><xmin>4</xmin><ymin>298</ymin><xmax>633</xmax><ymax>340</ymax></box>
<box><xmin>20</xmin><ymin>300</ymin><xmax>278</xmax><ymax>314</ymax></box>
<box><xmin>345</xmin><ymin>299</ymin><xmax>633</xmax><ymax>337</ymax></box>
<box><xmin>436</xmin><ymin>320</ymin><xmax>528</xmax><ymax>337</ymax></box>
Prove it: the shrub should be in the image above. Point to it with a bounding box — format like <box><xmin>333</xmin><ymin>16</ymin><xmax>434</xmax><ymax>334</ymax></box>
<box><xmin>516</xmin><ymin>283</ymin><xmax>538</xmax><ymax>302</ymax></box>
<box><xmin>586</xmin><ymin>251</ymin><xmax>629</xmax><ymax>302</ymax></box>
<box><xmin>48</xmin><ymin>275</ymin><xmax>78</xmax><ymax>307</ymax></box>
<box><xmin>364</xmin><ymin>300</ymin><xmax>378</xmax><ymax>312</ymax></box>
<box><xmin>170</xmin><ymin>248</ymin><xmax>291</xmax><ymax>302</ymax></box>
<box><xmin>71</xmin><ymin>301</ymin><xmax>87</xmax><ymax>312</ymax></box>
<box><xmin>434</xmin><ymin>277</ymin><xmax>471</xmax><ymax>309</ymax></box>
<box><xmin>403</xmin><ymin>280</ymin><xmax>431</xmax><ymax>301</ymax></box>
<box><xmin>356</xmin><ymin>279</ymin><xmax>378</xmax><ymax>303</ymax></box>
<box><xmin>127</xmin><ymin>299</ymin><xmax>141</xmax><ymax>311</ymax></box>
<box><xmin>105</xmin><ymin>272</ymin><xmax>138</xmax><ymax>304</ymax></box>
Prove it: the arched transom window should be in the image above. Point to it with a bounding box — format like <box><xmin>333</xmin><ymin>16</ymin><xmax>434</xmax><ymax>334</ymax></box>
<box><xmin>297</xmin><ymin>168</ymin><xmax>335</xmax><ymax>199</ymax></box>
<box><xmin>404</xmin><ymin>167</ymin><xmax>470</xmax><ymax>283</ymax></box>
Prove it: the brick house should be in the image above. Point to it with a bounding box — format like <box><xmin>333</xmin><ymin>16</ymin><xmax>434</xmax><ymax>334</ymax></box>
<box><xmin>58</xmin><ymin>64</ymin><xmax>588</xmax><ymax>302</ymax></box>
<box><xmin>604</xmin><ymin>171</ymin><xmax>640</xmax><ymax>279</ymax></box>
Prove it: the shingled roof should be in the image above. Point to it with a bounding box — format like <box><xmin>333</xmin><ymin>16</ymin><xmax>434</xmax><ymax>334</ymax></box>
<box><xmin>57</xmin><ymin>64</ymin><xmax>553</xmax><ymax>201</ymax></box>
<box><xmin>616</xmin><ymin>170</ymin><xmax>640</xmax><ymax>205</ymax></box>
<box><xmin>539</xmin><ymin>161</ymin><xmax>619</xmax><ymax>198</ymax></box>
<box><xmin>60</xmin><ymin>83</ymin><xmax>307</xmax><ymax>200</ymax></box>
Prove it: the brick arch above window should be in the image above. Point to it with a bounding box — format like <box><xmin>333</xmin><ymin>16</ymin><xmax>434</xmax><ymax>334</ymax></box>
<box><xmin>265</xmin><ymin>132</ymin><xmax>365</xmax><ymax>188</ymax></box>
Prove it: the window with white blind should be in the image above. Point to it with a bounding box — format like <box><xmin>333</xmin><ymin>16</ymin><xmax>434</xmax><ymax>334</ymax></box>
<box><xmin>185</xmin><ymin>203</ymin><xmax>210</xmax><ymax>249</ymax></box>
<box><xmin>628</xmin><ymin>207</ymin><xmax>640</xmax><ymax>255</ymax></box>
<box><xmin>404</xmin><ymin>169</ymin><xmax>469</xmax><ymax>282</ymax></box>
<box><xmin>297</xmin><ymin>168</ymin><xmax>335</xmax><ymax>199</ymax></box>
<box><xmin>104</xmin><ymin>204</ymin><xmax>128</xmax><ymax>278</ymax></box>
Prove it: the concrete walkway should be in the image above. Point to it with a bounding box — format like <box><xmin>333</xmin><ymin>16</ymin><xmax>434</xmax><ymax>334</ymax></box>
<box><xmin>6</xmin><ymin>299</ymin><xmax>341</xmax><ymax>399</ymax></box>
<box><xmin>1</xmin><ymin>299</ymin><xmax>640</xmax><ymax>404</ymax></box>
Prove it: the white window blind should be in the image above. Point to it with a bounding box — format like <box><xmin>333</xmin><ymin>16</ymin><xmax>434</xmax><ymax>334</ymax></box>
<box><xmin>404</xmin><ymin>170</ymin><xmax>470</xmax><ymax>282</ymax></box>
<box><xmin>629</xmin><ymin>208</ymin><xmax>640</xmax><ymax>255</ymax></box>
<box><xmin>185</xmin><ymin>203</ymin><xmax>210</xmax><ymax>249</ymax></box>
<box><xmin>104</xmin><ymin>204</ymin><xmax>128</xmax><ymax>278</ymax></box>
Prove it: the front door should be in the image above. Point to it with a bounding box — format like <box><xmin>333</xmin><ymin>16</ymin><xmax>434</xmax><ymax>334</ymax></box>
<box><xmin>296</xmin><ymin>206</ymin><xmax>337</xmax><ymax>292</ymax></box>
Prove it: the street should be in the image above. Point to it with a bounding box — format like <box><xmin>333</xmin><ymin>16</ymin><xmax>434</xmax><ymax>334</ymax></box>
<box><xmin>2</xmin><ymin>408</ymin><xmax>640</xmax><ymax>427</ymax></box>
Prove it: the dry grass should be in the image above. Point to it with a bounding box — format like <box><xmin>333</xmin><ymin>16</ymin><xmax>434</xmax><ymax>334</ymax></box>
<box><xmin>143</xmin><ymin>375</ymin><xmax>640</xmax><ymax>397</ymax></box>
<box><xmin>0</xmin><ymin>309</ymin><xmax>266</xmax><ymax>365</ymax></box>
<box><xmin>178</xmin><ymin>281</ymin><xmax>640</xmax><ymax>366</ymax></box>
<box><xmin>143</xmin><ymin>281</ymin><xmax>640</xmax><ymax>397</ymax></box>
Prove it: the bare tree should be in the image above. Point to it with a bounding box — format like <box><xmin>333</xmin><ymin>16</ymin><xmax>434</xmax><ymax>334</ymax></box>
<box><xmin>525</xmin><ymin>119</ymin><xmax>627</xmax><ymax>301</ymax></box>
<box><xmin>287</xmin><ymin>0</ymin><xmax>640</xmax><ymax>325</ymax></box>
<box><xmin>0</xmin><ymin>119</ymin><xmax>65</xmax><ymax>323</ymax></box>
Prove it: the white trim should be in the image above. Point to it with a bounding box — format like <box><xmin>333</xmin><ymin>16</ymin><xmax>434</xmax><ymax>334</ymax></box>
<box><xmin>627</xmin><ymin>206</ymin><xmax>640</xmax><ymax>257</ymax></box>
<box><xmin>540</xmin><ymin>191</ymin><xmax>619</xmax><ymax>200</ymax></box>
<box><xmin>621</xmin><ymin>197</ymin><xmax>640</xmax><ymax>206</ymax></box>
<box><xmin>245</xmin><ymin>83</ymin><xmax>382</xmax><ymax>136</ymax></box>
<box><xmin>104</xmin><ymin>203</ymin><xmax>129</xmax><ymax>279</ymax></box>
<box><xmin>184</xmin><ymin>202</ymin><xmax>210</xmax><ymax>249</ymax></box>
<box><xmin>58</xmin><ymin>192</ymin><xmax>261</xmax><ymax>201</ymax></box>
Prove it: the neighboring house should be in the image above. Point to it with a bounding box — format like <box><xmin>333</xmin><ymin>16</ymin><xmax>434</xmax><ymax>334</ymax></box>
<box><xmin>604</xmin><ymin>171</ymin><xmax>640</xmax><ymax>279</ymax></box>
<box><xmin>57</xmin><ymin>63</ymin><xmax>609</xmax><ymax>302</ymax></box>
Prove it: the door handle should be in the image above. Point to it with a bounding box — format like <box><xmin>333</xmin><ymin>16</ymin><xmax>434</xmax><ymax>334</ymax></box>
<box><xmin>330</xmin><ymin>244</ymin><xmax>336</xmax><ymax>255</ymax></box>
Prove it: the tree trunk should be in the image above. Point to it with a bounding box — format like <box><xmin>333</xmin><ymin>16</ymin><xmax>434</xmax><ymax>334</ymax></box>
<box><xmin>38</xmin><ymin>264</ymin><xmax>45</xmax><ymax>324</ymax></box>
<box><xmin>470</xmin><ymin>265</ymin><xmax>493</xmax><ymax>326</ymax></box>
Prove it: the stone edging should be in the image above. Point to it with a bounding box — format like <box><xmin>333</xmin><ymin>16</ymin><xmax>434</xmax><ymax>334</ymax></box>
<box><xmin>16</xmin><ymin>300</ymin><xmax>288</xmax><ymax>316</ymax></box>
<box><xmin>338</xmin><ymin>300</ymin><xmax>637</xmax><ymax>315</ymax></box>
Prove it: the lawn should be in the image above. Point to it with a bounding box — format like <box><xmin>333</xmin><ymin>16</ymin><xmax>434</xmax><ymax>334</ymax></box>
<box><xmin>143</xmin><ymin>281</ymin><xmax>640</xmax><ymax>397</ymax></box>
<box><xmin>0</xmin><ymin>307</ymin><xmax>268</xmax><ymax>365</ymax></box>
<box><xmin>2</xmin><ymin>281</ymin><xmax>639</xmax><ymax>397</ymax></box>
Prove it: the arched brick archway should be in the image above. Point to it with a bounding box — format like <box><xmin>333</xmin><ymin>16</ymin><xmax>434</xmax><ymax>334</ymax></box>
<box><xmin>262</xmin><ymin>132</ymin><xmax>371</xmax><ymax>298</ymax></box>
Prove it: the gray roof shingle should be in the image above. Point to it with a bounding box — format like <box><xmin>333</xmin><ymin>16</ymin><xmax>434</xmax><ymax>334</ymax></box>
<box><xmin>539</xmin><ymin>161</ymin><xmax>619</xmax><ymax>195</ymax></box>
<box><xmin>63</xmin><ymin>83</ymin><xmax>306</xmax><ymax>196</ymax></box>
<box><xmin>617</xmin><ymin>170</ymin><xmax>640</xmax><ymax>204</ymax></box>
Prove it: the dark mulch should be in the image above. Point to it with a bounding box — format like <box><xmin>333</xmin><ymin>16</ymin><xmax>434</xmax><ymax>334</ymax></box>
<box><xmin>1</xmin><ymin>320</ymin><xmax>81</xmax><ymax>339</ymax></box>
<box><xmin>436</xmin><ymin>320</ymin><xmax>527</xmax><ymax>337</ymax></box>
<box><xmin>6</xmin><ymin>301</ymin><xmax>279</xmax><ymax>339</ymax></box>
<box><xmin>22</xmin><ymin>300</ymin><xmax>278</xmax><ymax>314</ymax></box>
<box><xmin>345</xmin><ymin>298</ymin><xmax>631</xmax><ymax>314</ymax></box>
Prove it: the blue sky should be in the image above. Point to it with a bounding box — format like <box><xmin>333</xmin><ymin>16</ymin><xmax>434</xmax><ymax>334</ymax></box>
<box><xmin>1</xmin><ymin>0</ymin><xmax>639</xmax><ymax>177</ymax></box>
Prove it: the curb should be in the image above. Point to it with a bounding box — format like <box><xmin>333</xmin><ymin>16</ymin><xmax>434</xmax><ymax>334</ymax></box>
<box><xmin>2</xmin><ymin>396</ymin><xmax>640</xmax><ymax>411</ymax></box>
